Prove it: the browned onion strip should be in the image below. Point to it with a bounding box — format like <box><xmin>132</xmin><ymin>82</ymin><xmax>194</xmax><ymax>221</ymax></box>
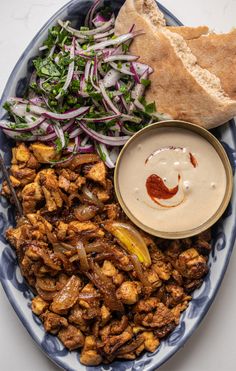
<box><xmin>115</xmin><ymin>337</ymin><xmax>144</xmax><ymax>355</ymax></box>
<box><xmin>93</xmin><ymin>252</ymin><xmax>115</xmax><ymax>262</ymax></box>
<box><xmin>85</xmin><ymin>240</ymin><xmax>111</xmax><ymax>253</ymax></box>
<box><xmin>82</xmin><ymin>185</ymin><xmax>104</xmax><ymax>209</ymax></box>
<box><xmin>77</xmin><ymin>292</ymin><xmax>101</xmax><ymax>300</ymax></box>
<box><xmin>130</xmin><ymin>254</ymin><xmax>151</xmax><ymax>287</ymax></box>
<box><xmin>52</xmin><ymin>242</ymin><xmax>76</xmax><ymax>254</ymax></box>
<box><xmin>74</xmin><ymin>204</ymin><xmax>99</xmax><ymax>221</ymax></box>
<box><xmin>77</xmin><ymin>241</ymin><xmax>89</xmax><ymax>271</ymax></box>
<box><xmin>86</xmin><ymin>260</ymin><xmax>124</xmax><ymax>312</ymax></box>
<box><xmin>36</xmin><ymin>277</ymin><xmax>57</xmax><ymax>292</ymax></box>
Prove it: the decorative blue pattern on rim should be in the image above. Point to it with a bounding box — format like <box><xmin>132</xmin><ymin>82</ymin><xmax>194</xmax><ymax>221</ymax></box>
<box><xmin>0</xmin><ymin>1</ymin><xmax>236</xmax><ymax>370</ymax></box>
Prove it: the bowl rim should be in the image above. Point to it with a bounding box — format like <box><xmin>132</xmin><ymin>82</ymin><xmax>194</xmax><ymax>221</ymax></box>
<box><xmin>114</xmin><ymin>120</ymin><xmax>233</xmax><ymax>239</ymax></box>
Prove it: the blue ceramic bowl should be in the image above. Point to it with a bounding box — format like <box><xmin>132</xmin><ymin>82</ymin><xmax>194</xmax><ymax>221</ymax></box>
<box><xmin>0</xmin><ymin>1</ymin><xmax>236</xmax><ymax>370</ymax></box>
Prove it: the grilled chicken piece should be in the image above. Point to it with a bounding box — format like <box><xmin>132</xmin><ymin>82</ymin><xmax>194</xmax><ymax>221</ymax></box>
<box><xmin>58</xmin><ymin>325</ymin><xmax>85</xmax><ymax>350</ymax></box>
<box><xmin>175</xmin><ymin>248</ymin><xmax>208</xmax><ymax>279</ymax></box>
<box><xmin>116</xmin><ymin>281</ymin><xmax>142</xmax><ymax>305</ymax></box>
<box><xmin>142</xmin><ymin>303</ymin><xmax>175</xmax><ymax>328</ymax></box>
<box><xmin>31</xmin><ymin>296</ymin><xmax>49</xmax><ymax>315</ymax></box>
<box><xmin>80</xmin><ymin>336</ymin><xmax>102</xmax><ymax>366</ymax></box>
<box><xmin>84</xmin><ymin>161</ymin><xmax>107</xmax><ymax>186</ymax></box>
<box><xmin>30</xmin><ymin>142</ymin><xmax>59</xmax><ymax>163</ymax></box>
<box><xmin>41</xmin><ymin>310</ymin><xmax>68</xmax><ymax>334</ymax></box>
<box><xmin>22</xmin><ymin>182</ymin><xmax>43</xmax><ymax>214</ymax></box>
<box><xmin>11</xmin><ymin>165</ymin><xmax>36</xmax><ymax>186</ymax></box>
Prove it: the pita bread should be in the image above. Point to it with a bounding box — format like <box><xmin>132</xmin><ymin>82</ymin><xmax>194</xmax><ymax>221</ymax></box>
<box><xmin>115</xmin><ymin>0</ymin><xmax>236</xmax><ymax>128</ymax></box>
<box><xmin>171</xmin><ymin>29</ymin><xmax>236</xmax><ymax>100</ymax></box>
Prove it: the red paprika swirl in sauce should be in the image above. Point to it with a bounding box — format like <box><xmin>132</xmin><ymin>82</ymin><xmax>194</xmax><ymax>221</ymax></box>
<box><xmin>146</xmin><ymin>174</ymin><xmax>181</xmax><ymax>207</ymax></box>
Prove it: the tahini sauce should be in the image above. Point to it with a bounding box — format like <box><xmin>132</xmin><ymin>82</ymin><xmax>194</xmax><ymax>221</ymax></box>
<box><xmin>118</xmin><ymin>127</ymin><xmax>226</xmax><ymax>233</ymax></box>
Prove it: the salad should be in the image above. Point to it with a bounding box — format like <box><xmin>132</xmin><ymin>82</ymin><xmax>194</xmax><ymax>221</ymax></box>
<box><xmin>0</xmin><ymin>0</ymin><xmax>167</xmax><ymax>167</ymax></box>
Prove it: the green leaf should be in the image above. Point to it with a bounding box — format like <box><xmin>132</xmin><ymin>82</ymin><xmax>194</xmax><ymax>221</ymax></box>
<box><xmin>33</xmin><ymin>57</ymin><xmax>61</xmax><ymax>77</ymax></box>
<box><xmin>145</xmin><ymin>102</ymin><xmax>156</xmax><ymax>114</ymax></box>
<box><xmin>141</xmin><ymin>78</ymin><xmax>151</xmax><ymax>87</ymax></box>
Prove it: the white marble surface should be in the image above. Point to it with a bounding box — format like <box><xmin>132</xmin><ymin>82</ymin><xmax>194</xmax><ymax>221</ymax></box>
<box><xmin>0</xmin><ymin>0</ymin><xmax>236</xmax><ymax>370</ymax></box>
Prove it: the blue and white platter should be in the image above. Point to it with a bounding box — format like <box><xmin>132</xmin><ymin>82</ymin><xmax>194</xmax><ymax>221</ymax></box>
<box><xmin>0</xmin><ymin>1</ymin><xmax>236</xmax><ymax>370</ymax></box>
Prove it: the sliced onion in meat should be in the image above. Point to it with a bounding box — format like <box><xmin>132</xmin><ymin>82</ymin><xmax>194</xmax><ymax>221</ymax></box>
<box><xmin>82</xmin><ymin>185</ymin><xmax>104</xmax><ymax>209</ymax></box>
<box><xmin>74</xmin><ymin>204</ymin><xmax>99</xmax><ymax>221</ymax></box>
<box><xmin>86</xmin><ymin>260</ymin><xmax>124</xmax><ymax>312</ymax></box>
<box><xmin>76</xmin><ymin>241</ymin><xmax>89</xmax><ymax>271</ymax></box>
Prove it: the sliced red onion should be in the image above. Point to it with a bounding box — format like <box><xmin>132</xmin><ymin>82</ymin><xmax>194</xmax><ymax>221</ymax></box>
<box><xmin>37</xmin><ymin>133</ymin><xmax>57</xmax><ymax>142</ymax></box>
<box><xmin>29</xmin><ymin>97</ymin><xmax>44</xmax><ymax>106</ymax></box>
<box><xmin>10</xmin><ymin>103</ymin><xmax>46</xmax><ymax>117</ymax></box>
<box><xmin>132</xmin><ymin>62</ymin><xmax>153</xmax><ymax>75</ymax></box>
<box><xmin>86</xmin><ymin>31</ymin><xmax>144</xmax><ymax>51</ymax></box>
<box><xmin>83</xmin><ymin>17</ymin><xmax>114</xmax><ymax>36</ymax></box>
<box><xmin>43</xmin><ymin>106</ymin><xmax>89</xmax><ymax>120</ymax></box>
<box><xmin>61</xmin><ymin>119</ymin><xmax>75</xmax><ymax>132</ymax></box>
<box><xmin>81</xmin><ymin>135</ymin><xmax>89</xmax><ymax>146</ymax></box>
<box><xmin>95</xmin><ymin>143</ymin><xmax>115</xmax><ymax>168</ymax></box>
<box><xmin>49</xmin><ymin>151</ymin><xmax>75</xmax><ymax>165</ymax></box>
<box><xmin>68</xmin><ymin>137</ymin><xmax>94</xmax><ymax>153</ymax></box>
<box><xmin>104</xmin><ymin>55</ymin><xmax>138</xmax><ymax>63</ymax></box>
<box><xmin>69</xmin><ymin>127</ymin><xmax>83</xmax><ymax>139</ymax></box>
<box><xmin>103</xmin><ymin>69</ymin><xmax>121</xmax><ymax>88</ymax></box>
<box><xmin>85</xmin><ymin>0</ymin><xmax>103</xmax><ymax>28</ymax></box>
<box><xmin>92</xmin><ymin>13</ymin><xmax>107</xmax><ymax>27</ymax></box>
<box><xmin>81</xmin><ymin>113</ymin><xmax>120</xmax><ymax>123</ymax></box>
<box><xmin>79</xmin><ymin>74</ymin><xmax>89</xmax><ymax>97</ymax></box>
<box><xmin>56</xmin><ymin>37</ymin><xmax>75</xmax><ymax>99</ymax></box>
<box><xmin>130</xmin><ymin>62</ymin><xmax>140</xmax><ymax>83</ymax></box>
<box><xmin>110</xmin><ymin>146</ymin><xmax>119</xmax><ymax>164</ymax></box>
<box><xmin>80</xmin><ymin>123</ymin><xmax>130</xmax><ymax>146</ymax></box>
<box><xmin>99</xmin><ymin>81</ymin><xmax>120</xmax><ymax>115</ymax></box>
<box><xmin>109</xmin><ymin>62</ymin><xmax>134</xmax><ymax>76</ymax></box>
<box><xmin>58</xmin><ymin>20</ymin><xmax>88</xmax><ymax>39</ymax></box>
<box><xmin>93</xmin><ymin>28</ymin><xmax>115</xmax><ymax>40</ymax></box>
<box><xmin>84</xmin><ymin>60</ymin><xmax>92</xmax><ymax>81</ymax></box>
<box><xmin>115</xmin><ymin>82</ymin><xmax>129</xmax><ymax>112</ymax></box>
<box><xmin>0</xmin><ymin>117</ymin><xmax>45</xmax><ymax>132</ymax></box>
<box><xmin>121</xmin><ymin>114</ymin><xmax>142</xmax><ymax>123</ymax></box>
<box><xmin>3</xmin><ymin>129</ymin><xmax>38</xmax><ymax>141</ymax></box>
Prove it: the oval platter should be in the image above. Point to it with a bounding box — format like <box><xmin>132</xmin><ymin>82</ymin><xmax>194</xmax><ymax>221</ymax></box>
<box><xmin>0</xmin><ymin>1</ymin><xmax>236</xmax><ymax>370</ymax></box>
